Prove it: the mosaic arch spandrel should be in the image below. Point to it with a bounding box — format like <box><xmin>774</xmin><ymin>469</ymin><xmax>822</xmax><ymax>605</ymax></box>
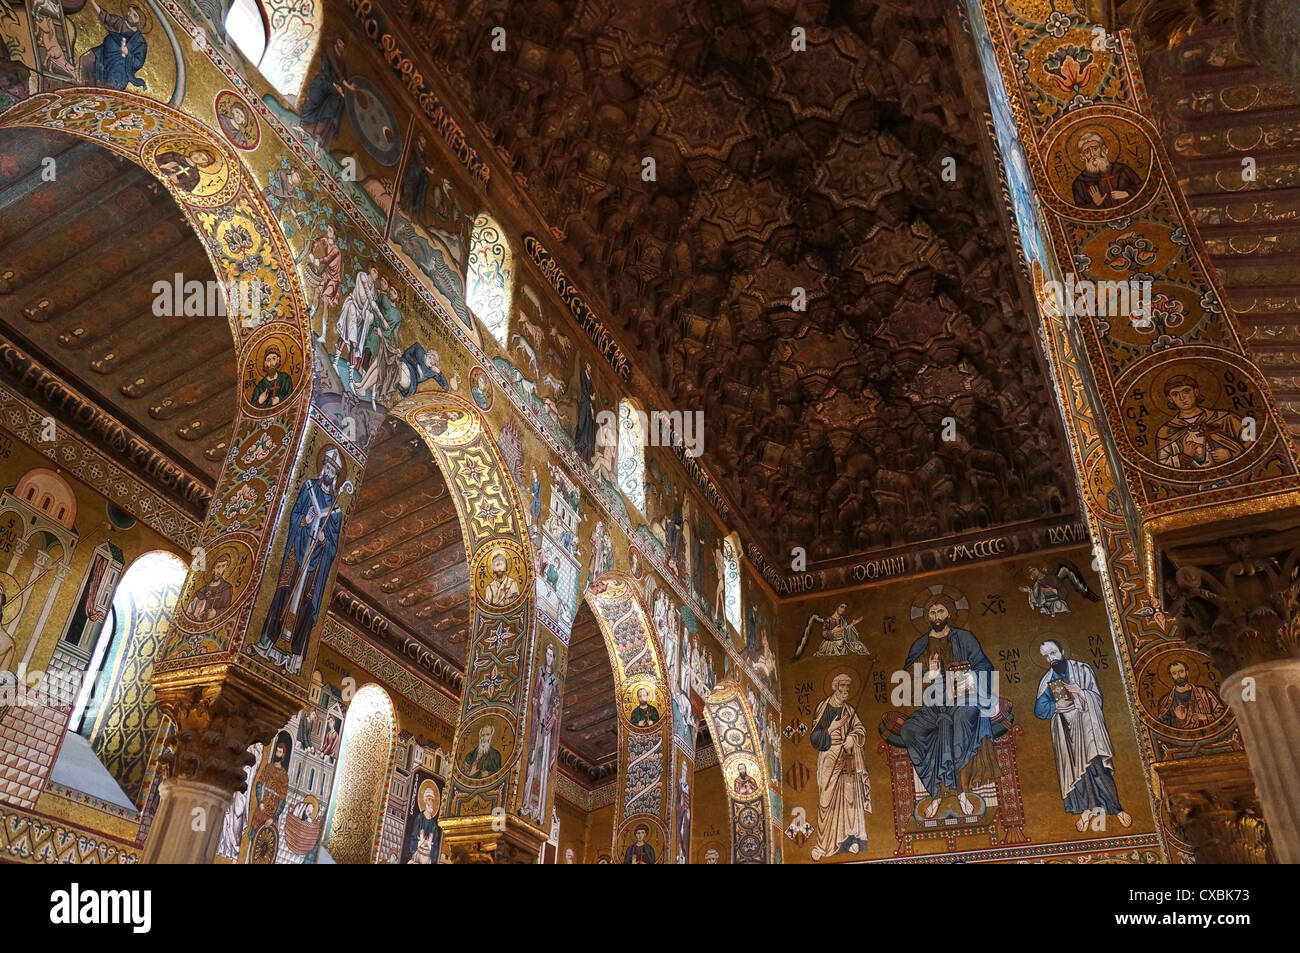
<box><xmin>391</xmin><ymin>392</ymin><xmax>541</xmax><ymax>833</ymax></box>
<box><xmin>971</xmin><ymin>0</ymin><xmax>1300</xmax><ymax>561</ymax></box>
<box><xmin>954</xmin><ymin>0</ymin><xmax>1249</xmax><ymax>858</ymax></box>
<box><xmin>581</xmin><ymin>572</ymin><xmax>680</xmax><ymax>864</ymax></box>
<box><xmin>701</xmin><ymin>679</ymin><xmax>771</xmax><ymax>864</ymax></box>
<box><xmin>0</xmin><ymin>91</ymin><xmax>336</xmax><ymax>736</ymax></box>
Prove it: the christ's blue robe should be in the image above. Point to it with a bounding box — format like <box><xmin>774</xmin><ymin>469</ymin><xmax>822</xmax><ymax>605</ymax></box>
<box><xmin>900</xmin><ymin>627</ymin><xmax>997</xmax><ymax>798</ymax></box>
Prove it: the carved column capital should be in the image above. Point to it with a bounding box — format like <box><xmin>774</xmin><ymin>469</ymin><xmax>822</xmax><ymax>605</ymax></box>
<box><xmin>152</xmin><ymin>670</ymin><xmax>298</xmax><ymax>795</ymax></box>
<box><xmin>1164</xmin><ymin>534</ymin><xmax>1300</xmax><ymax>676</ymax></box>
<box><xmin>1155</xmin><ymin>753</ymin><xmax>1274</xmax><ymax>864</ymax></box>
<box><xmin>439</xmin><ymin>815</ymin><xmax>547</xmax><ymax>865</ymax></box>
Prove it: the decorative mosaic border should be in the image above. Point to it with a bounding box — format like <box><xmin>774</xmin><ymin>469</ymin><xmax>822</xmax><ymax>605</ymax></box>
<box><xmin>0</xmin><ymin>803</ymin><xmax>141</xmax><ymax>864</ymax></box>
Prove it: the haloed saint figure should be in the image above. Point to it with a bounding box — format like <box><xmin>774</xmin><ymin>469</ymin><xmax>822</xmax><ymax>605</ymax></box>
<box><xmin>254</xmin><ymin>448</ymin><xmax>346</xmax><ymax>674</ymax></box>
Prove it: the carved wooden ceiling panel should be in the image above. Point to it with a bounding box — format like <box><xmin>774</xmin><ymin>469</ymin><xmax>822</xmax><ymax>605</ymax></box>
<box><xmin>560</xmin><ymin>600</ymin><xmax>618</xmax><ymax>769</ymax></box>
<box><xmin>1136</xmin><ymin>24</ymin><xmax>1300</xmax><ymax>441</ymax></box>
<box><xmin>0</xmin><ymin>127</ymin><xmax>235</xmax><ymax>485</ymax></box>
<box><xmin>337</xmin><ymin>416</ymin><xmax>473</xmax><ymax>665</ymax></box>
<box><xmin>388</xmin><ymin>0</ymin><xmax>1080</xmax><ymax>566</ymax></box>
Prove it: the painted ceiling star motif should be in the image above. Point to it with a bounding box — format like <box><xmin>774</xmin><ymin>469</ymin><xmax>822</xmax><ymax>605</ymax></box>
<box><xmin>768</xmin><ymin>27</ymin><xmax>869</xmax><ymax>121</ymax></box>
<box><xmin>815</xmin><ymin>132</ymin><xmax>908</xmax><ymax>212</ymax></box>
<box><xmin>385</xmin><ymin>1</ymin><xmax>1083</xmax><ymax>569</ymax></box>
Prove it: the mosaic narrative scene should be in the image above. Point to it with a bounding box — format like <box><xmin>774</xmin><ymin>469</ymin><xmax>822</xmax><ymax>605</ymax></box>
<box><xmin>0</xmin><ymin>0</ymin><xmax>1296</xmax><ymax>885</ymax></box>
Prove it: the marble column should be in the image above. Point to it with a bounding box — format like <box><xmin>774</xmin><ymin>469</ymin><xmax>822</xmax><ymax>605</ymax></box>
<box><xmin>141</xmin><ymin>778</ymin><xmax>233</xmax><ymax>864</ymax></box>
<box><xmin>140</xmin><ymin>677</ymin><xmax>294</xmax><ymax>865</ymax></box>
<box><xmin>1218</xmin><ymin>658</ymin><xmax>1300</xmax><ymax>862</ymax></box>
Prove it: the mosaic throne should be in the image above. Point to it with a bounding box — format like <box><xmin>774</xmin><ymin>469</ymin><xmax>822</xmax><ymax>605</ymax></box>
<box><xmin>877</xmin><ymin>699</ymin><xmax>1027</xmax><ymax>856</ymax></box>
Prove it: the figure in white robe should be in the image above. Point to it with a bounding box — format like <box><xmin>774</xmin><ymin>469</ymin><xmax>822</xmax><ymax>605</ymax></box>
<box><xmin>334</xmin><ymin>268</ymin><xmax>382</xmax><ymax>371</ymax></box>
<box><xmin>1035</xmin><ymin>641</ymin><xmax>1132</xmax><ymax>832</ymax></box>
<box><xmin>809</xmin><ymin>673</ymin><xmax>870</xmax><ymax>860</ymax></box>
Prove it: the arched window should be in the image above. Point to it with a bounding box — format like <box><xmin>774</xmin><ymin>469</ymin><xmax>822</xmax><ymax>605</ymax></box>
<box><xmin>466</xmin><ymin>213</ymin><xmax>513</xmax><ymax>346</ymax></box>
<box><xmin>323</xmin><ymin>684</ymin><xmax>396</xmax><ymax>864</ymax></box>
<box><xmin>78</xmin><ymin>550</ymin><xmax>186</xmax><ymax>806</ymax></box>
<box><xmin>617</xmin><ymin>400</ymin><xmax>646</xmax><ymax>513</ymax></box>
<box><xmin>225</xmin><ymin>0</ymin><xmax>319</xmax><ymax>102</ymax></box>
<box><xmin>225</xmin><ymin>0</ymin><xmax>268</xmax><ymax>66</ymax></box>
<box><xmin>723</xmin><ymin>536</ymin><xmax>741</xmax><ymax>633</ymax></box>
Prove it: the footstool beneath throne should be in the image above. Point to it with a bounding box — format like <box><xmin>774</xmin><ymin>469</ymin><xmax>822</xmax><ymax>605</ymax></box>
<box><xmin>877</xmin><ymin>699</ymin><xmax>1027</xmax><ymax>856</ymax></box>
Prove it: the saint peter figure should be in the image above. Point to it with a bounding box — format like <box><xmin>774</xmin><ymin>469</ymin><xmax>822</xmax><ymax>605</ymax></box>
<box><xmin>809</xmin><ymin>673</ymin><xmax>870</xmax><ymax>860</ymax></box>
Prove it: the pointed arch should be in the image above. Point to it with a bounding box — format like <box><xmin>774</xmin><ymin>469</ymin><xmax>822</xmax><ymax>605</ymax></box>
<box><xmin>0</xmin><ymin>89</ymin><xmax>311</xmax><ymax>351</ymax></box>
<box><xmin>466</xmin><ymin>213</ymin><xmax>513</xmax><ymax>346</ymax></box>
<box><xmin>582</xmin><ymin>572</ymin><xmax>685</xmax><ymax>863</ymax></box>
<box><xmin>322</xmin><ymin>683</ymin><xmax>397</xmax><ymax>863</ymax></box>
<box><xmin>701</xmin><ymin>680</ymin><xmax>771</xmax><ymax>863</ymax></box>
<box><xmin>390</xmin><ymin>391</ymin><xmax>538</xmax><ymax>841</ymax></box>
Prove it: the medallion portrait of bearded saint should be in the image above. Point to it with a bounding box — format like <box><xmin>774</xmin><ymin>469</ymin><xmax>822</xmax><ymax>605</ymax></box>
<box><xmin>899</xmin><ymin>597</ymin><xmax>999</xmax><ymax>819</ymax></box>
<box><xmin>482</xmin><ymin>547</ymin><xmax>520</xmax><ymax>607</ymax></box>
<box><xmin>252</xmin><ymin>344</ymin><xmax>293</xmax><ymax>408</ymax></box>
<box><xmin>462</xmin><ymin>724</ymin><xmax>502</xmax><ymax>780</ymax></box>
<box><xmin>809</xmin><ymin>672</ymin><xmax>870</xmax><ymax>860</ymax></box>
<box><xmin>1070</xmin><ymin>130</ymin><xmax>1142</xmax><ymax>209</ymax></box>
<box><xmin>1156</xmin><ymin>659</ymin><xmax>1226</xmax><ymax>730</ymax></box>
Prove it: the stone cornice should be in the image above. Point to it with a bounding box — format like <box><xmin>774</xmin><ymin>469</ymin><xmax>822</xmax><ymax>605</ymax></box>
<box><xmin>0</xmin><ymin>336</ymin><xmax>213</xmax><ymax>519</ymax></box>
